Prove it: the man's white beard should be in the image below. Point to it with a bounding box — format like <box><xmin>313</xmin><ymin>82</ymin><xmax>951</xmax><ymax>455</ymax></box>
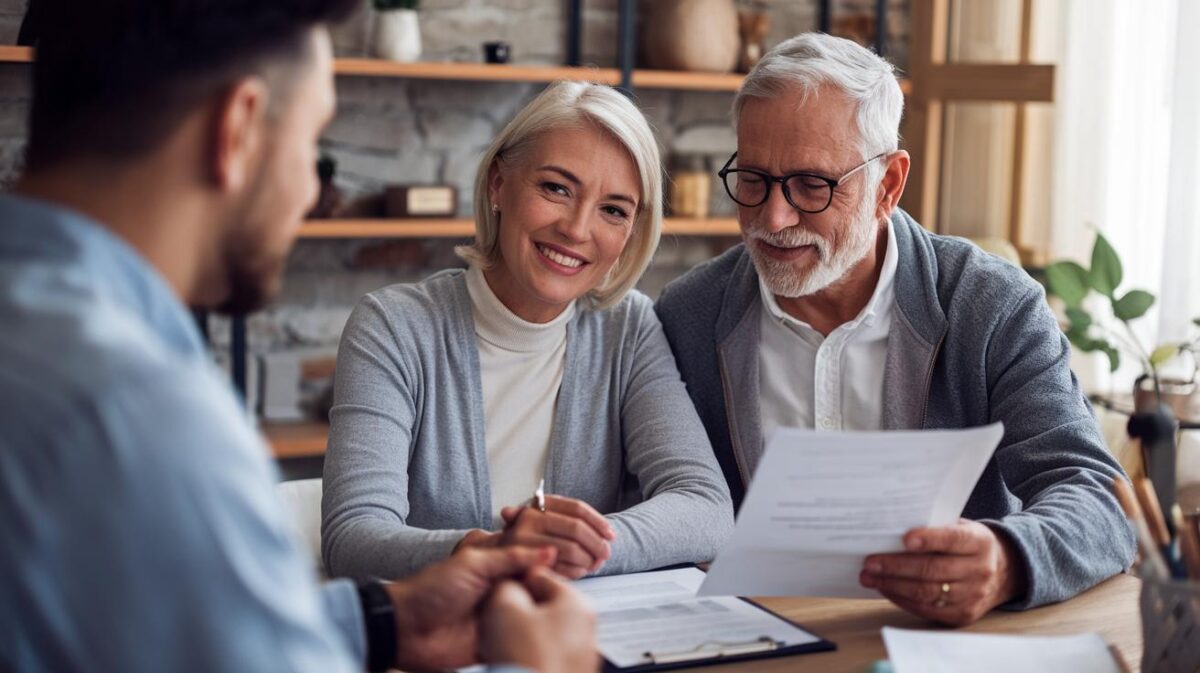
<box><xmin>745</xmin><ymin>192</ymin><xmax>878</xmax><ymax>299</ymax></box>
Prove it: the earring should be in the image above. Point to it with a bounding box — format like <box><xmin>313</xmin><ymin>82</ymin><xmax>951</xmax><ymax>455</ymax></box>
<box><xmin>491</xmin><ymin>203</ymin><xmax>500</xmax><ymax>214</ymax></box>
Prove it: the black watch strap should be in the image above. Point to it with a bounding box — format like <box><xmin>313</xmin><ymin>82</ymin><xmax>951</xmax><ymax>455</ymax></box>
<box><xmin>357</xmin><ymin>579</ymin><xmax>397</xmax><ymax>673</ymax></box>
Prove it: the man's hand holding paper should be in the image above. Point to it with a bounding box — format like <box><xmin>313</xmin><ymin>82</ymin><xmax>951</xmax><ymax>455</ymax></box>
<box><xmin>699</xmin><ymin>423</ymin><xmax>1009</xmax><ymax>625</ymax></box>
<box><xmin>861</xmin><ymin>518</ymin><xmax>1028</xmax><ymax>626</ymax></box>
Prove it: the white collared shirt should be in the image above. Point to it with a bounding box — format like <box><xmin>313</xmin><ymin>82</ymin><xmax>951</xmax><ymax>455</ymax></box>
<box><xmin>757</xmin><ymin>219</ymin><xmax>898</xmax><ymax>441</ymax></box>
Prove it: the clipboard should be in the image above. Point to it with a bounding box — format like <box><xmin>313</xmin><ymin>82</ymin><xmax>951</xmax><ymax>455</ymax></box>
<box><xmin>601</xmin><ymin>596</ymin><xmax>836</xmax><ymax>672</ymax></box>
<box><xmin>574</xmin><ymin>566</ymin><xmax>836</xmax><ymax>673</ymax></box>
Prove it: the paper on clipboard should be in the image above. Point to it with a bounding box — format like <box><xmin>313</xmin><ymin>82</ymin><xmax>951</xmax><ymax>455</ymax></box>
<box><xmin>699</xmin><ymin>423</ymin><xmax>1004</xmax><ymax>598</ymax></box>
<box><xmin>573</xmin><ymin>567</ymin><xmax>825</xmax><ymax>669</ymax></box>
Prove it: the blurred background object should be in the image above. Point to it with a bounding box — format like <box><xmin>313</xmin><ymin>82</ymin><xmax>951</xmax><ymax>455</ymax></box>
<box><xmin>641</xmin><ymin>0</ymin><xmax>740</xmax><ymax>72</ymax></box>
<box><xmin>483</xmin><ymin>40</ymin><xmax>510</xmax><ymax>63</ymax></box>
<box><xmin>737</xmin><ymin>5</ymin><xmax>771</xmax><ymax>73</ymax></box>
<box><xmin>308</xmin><ymin>156</ymin><xmax>345</xmax><ymax>220</ymax></box>
<box><xmin>370</xmin><ymin>0</ymin><xmax>421</xmax><ymax>62</ymax></box>
<box><xmin>668</xmin><ymin>154</ymin><xmax>712</xmax><ymax>219</ymax></box>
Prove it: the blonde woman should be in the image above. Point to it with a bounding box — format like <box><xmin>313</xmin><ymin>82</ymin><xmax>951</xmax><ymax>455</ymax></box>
<box><xmin>321</xmin><ymin>81</ymin><xmax>733</xmax><ymax>580</ymax></box>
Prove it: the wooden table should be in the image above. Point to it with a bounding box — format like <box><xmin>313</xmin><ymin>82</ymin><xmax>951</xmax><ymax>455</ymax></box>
<box><xmin>690</xmin><ymin>574</ymin><xmax>1142</xmax><ymax>672</ymax></box>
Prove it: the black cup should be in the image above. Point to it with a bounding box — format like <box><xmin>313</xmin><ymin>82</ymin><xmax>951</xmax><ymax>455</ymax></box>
<box><xmin>484</xmin><ymin>41</ymin><xmax>511</xmax><ymax>64</ymax></box>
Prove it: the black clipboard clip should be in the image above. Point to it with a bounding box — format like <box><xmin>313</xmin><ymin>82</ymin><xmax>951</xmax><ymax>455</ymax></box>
<box><xmin>642</xmin><ymin>636</ymin><xmax>781</xmax><ymax>665</ymax></box>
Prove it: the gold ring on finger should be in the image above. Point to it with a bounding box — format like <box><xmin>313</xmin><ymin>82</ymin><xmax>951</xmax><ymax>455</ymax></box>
<box><xmin>934</xmin><ymin>582</ymin><xmax>951</xmax><ymax>608</ymax></box>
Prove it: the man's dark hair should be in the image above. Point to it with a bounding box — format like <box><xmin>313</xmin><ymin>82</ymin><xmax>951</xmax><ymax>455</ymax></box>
<box><xmin>26</xmin><ymin>0</ymin><xmax>357</xmax><ymax>171</ymax></box>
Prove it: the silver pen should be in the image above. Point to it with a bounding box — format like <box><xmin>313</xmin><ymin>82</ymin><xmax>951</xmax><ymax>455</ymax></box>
<box><xmin>533</xmin><ymin>478</ymin><xmax>546</xmax><ymax>513</ymax></box>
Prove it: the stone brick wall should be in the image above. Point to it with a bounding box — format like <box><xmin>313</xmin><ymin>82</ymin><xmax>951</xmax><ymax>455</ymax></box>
<box><xmin>0</xmin><ymin>0</ymin><xmax>910</xmax><ymax>417</ymax></box>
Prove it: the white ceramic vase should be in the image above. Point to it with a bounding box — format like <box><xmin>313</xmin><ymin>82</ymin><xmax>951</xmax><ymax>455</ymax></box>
<box><xmin>372</xmin><ymin>9</ymin><xmax>421</xmax><ymax>63</ymax></box>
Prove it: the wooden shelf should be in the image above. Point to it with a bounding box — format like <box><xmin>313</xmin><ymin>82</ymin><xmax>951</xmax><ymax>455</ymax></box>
<box><xmin>661</xmin><ymin>217</ymin><xmax>742</xmax><ymax>236</ymax></box>
<box><xmin>632</xmin><ymin>69</ymin><xmax>743</xmax><ymax>92</ymax></box>
<box><xmin>299</xmin><ymin>217</ymin><xmax>741</xmax><ymax>239</ymax></box>
<box><xmin>338</xmin><ymin>60</ymin><xmax>910</xmax><ymax>94</ymax></box>
<box><xmin>0</xmin><ymin>50</ymin><xmax>729</xmax><ymax>90</ymax></box>
<box><xmin>264</xmin><ymin>421</ymin><xmax>329</xmax><ymax>459</ymax></box>
<box><xmin>301</xmin><ymin>218</ymin><xmax>475</xmax><ymax>238</ymax></box>
<box><xmin>334</xmin><ymin>59</ymin><xmax>748</xmax><ymax>91</ymax></box>
<box><xmin>0</xmin><ymin>49</ymin><xmax>909</xmax><ymax>95</ymax></box>
<box><xmin>335</xmin><ymin>58</ymin><xmax>622</xmax><ymax>86</ymax></box>
<box><xmin>0</xmin><ymin>45</ymin><xmax>32</xmax><ymax>62</ymax></box>
<box><xmin>330</xmin><ymin>60</ymin><xmax>919</xmax><ymax>94</ymax></box>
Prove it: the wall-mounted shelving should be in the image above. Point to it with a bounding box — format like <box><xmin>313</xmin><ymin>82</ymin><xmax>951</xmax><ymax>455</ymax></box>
<box><xmin>0</xmin><ymin>48</ymin><xmax>910</xmax><ymax>95</ymax></box>
<box><xmin>335</xmin><ymin>59</ymin><xmax>751</xmax><ymax>92</ymax></box>
<box><xmin>0</xmin><ymin>48</ymin><xmax>741</xmax><ymax>90</ymax></box>
<box><xmin>299</xmin><ymin>217</ymin><xmax>742</xmax><ymax>239</ymax></box>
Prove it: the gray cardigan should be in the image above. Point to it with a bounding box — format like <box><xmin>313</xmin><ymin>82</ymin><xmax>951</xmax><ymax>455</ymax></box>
<box><xmin>654</xmin><ymin>209</ymin><xmax>1136</xmax><ymax>610</ymax></box>
<box><xmin>322</xmin><ymin>269</ymin><xmax>734</xmax><ymax>579</ymax></box>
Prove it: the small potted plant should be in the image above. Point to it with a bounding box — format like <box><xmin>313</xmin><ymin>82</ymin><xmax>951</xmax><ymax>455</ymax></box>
<box><xmin>1043</xmin><ymin>231</ymin><xmax>1200</xmax><ymax>414</ymax></box>
<box><xmin>1044</xmin><ymin>232</ymin><xmax>1199</xmax><ymax>514</ymax></box>
<box><xmin>371</xmin><ymin>0</ymin><xmax>421</xmax><ymax>63</ymax></box>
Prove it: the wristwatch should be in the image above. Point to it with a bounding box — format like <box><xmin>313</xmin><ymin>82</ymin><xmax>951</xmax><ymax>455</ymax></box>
<box><xmin>356</xmin><ymin>579</ymin><xmax>397</xmax><ymax>672</ymax></box>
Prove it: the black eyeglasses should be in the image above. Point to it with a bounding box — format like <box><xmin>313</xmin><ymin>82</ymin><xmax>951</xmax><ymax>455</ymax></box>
<box><xmin>717</xmin><ymin>152</ymin><xmax>887</xmax><ymax>213</ymax></box>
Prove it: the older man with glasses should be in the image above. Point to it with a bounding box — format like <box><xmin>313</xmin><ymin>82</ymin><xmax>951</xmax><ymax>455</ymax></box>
<box><xmin>655</xmin><ymin>33</ymin><xmax>1134</xmax><ymax>627</ymax></box>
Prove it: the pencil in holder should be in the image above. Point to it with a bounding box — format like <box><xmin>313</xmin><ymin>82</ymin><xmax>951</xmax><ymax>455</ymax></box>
<box><xmin>1141</xmin><ymin>576</ymin><xmax>1200</xmax><ymax>673</ymax></box>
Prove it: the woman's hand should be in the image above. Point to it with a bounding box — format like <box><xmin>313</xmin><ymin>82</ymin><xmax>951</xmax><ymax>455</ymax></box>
<box><xmin>495</xmin><ymin>495</ymin><xmax>617</xmax><ymax>579</ymax></box>
<box><xmin>455</xmin><ymin>495</ymin><xmax>617</xmax><ymax>579</ymax></box>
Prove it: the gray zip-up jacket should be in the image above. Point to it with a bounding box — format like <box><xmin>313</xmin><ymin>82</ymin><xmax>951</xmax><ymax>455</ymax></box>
<box><xmin>654</xmin><ymin>209</ymin><xmax>1135</xmax><ymax>609</ymax></box>
<box><xmin>322</xmin><ymin>269</ymin><xmax>734</xmax><ymax>580</ymax></box>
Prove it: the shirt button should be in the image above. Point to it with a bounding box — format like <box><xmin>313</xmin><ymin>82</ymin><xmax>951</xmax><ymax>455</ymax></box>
<box><xmin>820</xmin><ymin>417</ymin><xmax>836</xmax><ymax>430</ymax></box>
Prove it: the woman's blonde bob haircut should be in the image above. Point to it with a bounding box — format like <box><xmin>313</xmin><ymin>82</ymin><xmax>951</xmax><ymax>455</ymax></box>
<box><xmin>456</xmin><ymin>80</ymin><xmax>663</xmax><ymax>310</ymax></box>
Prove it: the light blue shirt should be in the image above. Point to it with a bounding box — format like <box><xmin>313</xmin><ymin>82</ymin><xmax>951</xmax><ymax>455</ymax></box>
<box><xmin>0</xmin><ymin>195</ymin><xmax>368</xmax><ymax>671</ymax></box>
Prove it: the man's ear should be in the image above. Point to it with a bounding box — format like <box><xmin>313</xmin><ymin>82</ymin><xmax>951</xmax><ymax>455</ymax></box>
<box><xmin>876</xmin><ymin>149</ymin><xmax>910</xmax><ymax>220</ymax></box>
<box><xmin>210</xmin><ymin>77</ymin><xmax>270</xmax><ymax>193</ymax></box>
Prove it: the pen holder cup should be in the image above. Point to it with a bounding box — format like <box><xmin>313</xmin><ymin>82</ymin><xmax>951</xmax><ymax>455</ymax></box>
<box><xmin>1141</xmin><ymin>577</ymin><xmax>1200</xmax><ymax>672</ymax></box>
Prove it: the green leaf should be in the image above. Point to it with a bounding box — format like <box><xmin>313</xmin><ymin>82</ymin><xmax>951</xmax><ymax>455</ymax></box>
<box><xmin>1100</xmin><ymin>342</ymin><xmax>1121</xmax><ymax>372</ymax></box>
<box><xmin>1104</xmin><ymin>348</ymin><xmax>1120</xmax><ymax>372</ymax></box>
<box><xmin>1045</xmin><ymin>261</ymin><xmax>1090</xmax><ymax>307</ymax></box>
<box><xmin>1193</xmin><ymin>317</ymin><xmax>1200</xmax><ymax>328</ymax></box>
<box><xmin>1150</xmin><ymin>344</ymin><xmax>1180</xmax><ymax>368</ymax></box>
<box><xmin>1065</xmin><ymin>327</ymin><xmax>1093</xmax><ymax>350</ymax></box>
<box><xmin>1069</xmin><ymin>334</ymin><xmax>1120</xmax><ymax>371</ymax></box>
<box><xmin>1066</xmin><ymin>327</ymin><xmax>1104</xmax><ymax>352</ymax></box>
<box><xmin>1113</xmin><ymin>289</ymin><xmax>1155</xmax><ymax>321</ymax></box>
<box><xmin>1065</xmin><ymin>307</ymin><xmax>1092</xmax><ymax>330</ymax></box>
<box><xmin>1089</xmin><ymin>233</ymin><xmax>1123</xmax><ymax>298</ymax></box>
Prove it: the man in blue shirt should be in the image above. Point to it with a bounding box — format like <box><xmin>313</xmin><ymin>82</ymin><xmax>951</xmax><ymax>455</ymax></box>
<box><xmin>0</xmin><ymin>1</ymin><xmax>596</xmax><ymax>672</ymax></box>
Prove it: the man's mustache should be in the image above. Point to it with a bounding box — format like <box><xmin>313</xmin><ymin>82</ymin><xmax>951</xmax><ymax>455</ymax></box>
<box><xmin>746</xmin><ymin>226</ymin><xmax>829</xmax><ymax>260</ymax></box>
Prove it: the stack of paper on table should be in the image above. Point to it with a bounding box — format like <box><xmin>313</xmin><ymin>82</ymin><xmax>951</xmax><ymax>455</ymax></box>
<box><xmin>882</xmin><ymin>628</ymin><xmax>1125</xmax><ymax>673</ymax></box>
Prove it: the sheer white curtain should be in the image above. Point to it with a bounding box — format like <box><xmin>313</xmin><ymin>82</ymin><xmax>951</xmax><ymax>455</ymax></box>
<box><xmin>1052</xmin><ymin>0</ymin><xmax>1200</xmax><ymax>392</ymax></box>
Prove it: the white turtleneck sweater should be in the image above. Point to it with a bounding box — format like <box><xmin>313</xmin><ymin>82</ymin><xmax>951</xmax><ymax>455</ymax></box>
<box><xmin>465</xmin><ymin>264</ymin><xmax>575</xmax><ymax>525</ymax></box>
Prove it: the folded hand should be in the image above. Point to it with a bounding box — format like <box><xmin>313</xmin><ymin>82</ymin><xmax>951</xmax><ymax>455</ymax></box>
<box><xmin>496</xmin><ymin>495</ymin><xmax>616</xmax><ymax>579</ymax></box>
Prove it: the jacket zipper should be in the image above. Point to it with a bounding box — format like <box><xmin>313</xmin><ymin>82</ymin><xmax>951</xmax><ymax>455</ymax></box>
<box><xmin>918</xmin><ymin>331</ymin><xmax>947</xmax><ymax>428</ymax></box>
<box><xmin>717</xmin><ymin>346</ymin><xmax>752</xmax><ymax>488</ymax></box>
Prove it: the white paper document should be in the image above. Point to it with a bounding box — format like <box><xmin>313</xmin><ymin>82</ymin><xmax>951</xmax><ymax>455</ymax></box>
<box><xmin>699</xmin><ymin>423</ymin><xmax>1004</xmax><ymax>598</ymax></box>
<box><xmin>882</xmin><ymin>628</ymin><xmax>1123</xmax><ymax>673</ymax></box>
<box><xmin>573</xmin><ymin>567</ymin><xmax>824</xmax><ymax>668</ymax></box>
